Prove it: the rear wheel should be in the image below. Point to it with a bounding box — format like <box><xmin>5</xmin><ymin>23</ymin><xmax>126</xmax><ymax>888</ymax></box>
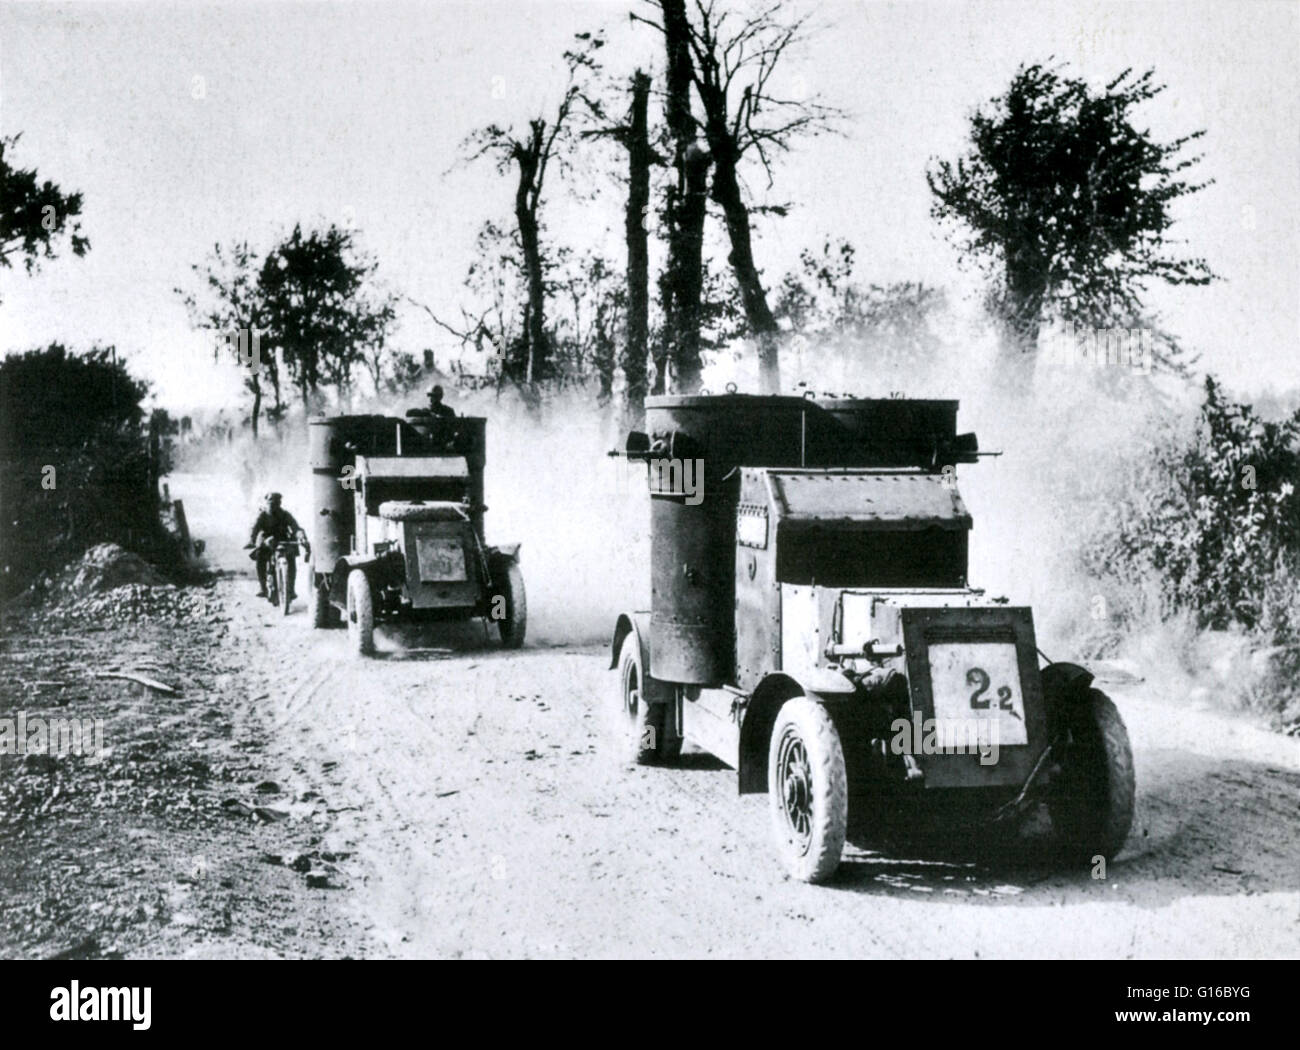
<box><xmin>495</xmin><ymin>562</ymin><xmax>527</xmax><ymax>649</ymax></box>
<box><xmin>768</xmin><ymin>698</ymin><xmax>848</xmax><ymax>883</ymax></box>
<box><xmin>346</xmin><ymin>570</ymin><xmax>374</xmax><ymax>657</ymax></box>
<box><xmin>615</xmin><ymin>634</ymin><xmax>680</xmax><ymax>764</ymax></box>
<box><xmin>1047</xmin><ymin>688</ymin><xmax>1135</xmax><ymax>864</ymax></box>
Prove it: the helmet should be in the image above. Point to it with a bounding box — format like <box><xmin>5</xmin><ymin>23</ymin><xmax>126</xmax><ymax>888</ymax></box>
<box><xmin>264</xmin><ymin>491</ymin><xmax>282</xmax><ymax>507</ymax></box>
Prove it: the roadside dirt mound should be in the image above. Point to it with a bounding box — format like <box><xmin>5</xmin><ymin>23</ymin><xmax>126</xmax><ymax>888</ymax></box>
<box><xmin>8</xmin><ymin>544</ymin><xmax>220</xmax><ymax>628</ymax></box>
<box><xmin>59</xmin><ymin>543</ymin><xmax>166</xmax><ymax>595</ymax></box>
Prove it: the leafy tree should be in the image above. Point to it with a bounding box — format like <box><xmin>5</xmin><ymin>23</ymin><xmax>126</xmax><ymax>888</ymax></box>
<box><xmin>0</xmin><ymin>345</ymin><xmax>166</xmax><ymax>595</ymax></box>
<box><xmin>0</xmin><ymin>134</ymin><xmax>90</xmax><ymax>295</ymax></box>
<box><xmin>552</xmin><ymin>251</ymin><xmax>624</xmax><ymax>399</ymax></box>
<box><xmin>928</xmin><ymin>64</ymin><xmax>1217</xmax><ymax>371</ymax></box>
<box><xmin>356</xmin><ymin>287</ymin><xmax>402</xmax><ymax>395</ymax></box>
<box><xmin>177</xmin><ymin>240</ymin><xmax>283</xmax><ymax>436</ymax></box>
<box><xmin>1081</xmin><ymin>377</ymin><xmax>1300</xmax><ymax>634</ymax></box>
<box><xmin>773</xmin><ymin>240</ymin><xmax>945</xmax><ymax>371</ymax></box>
<box><xmin>258</xmin><ymin>223</ymin><xmax>393</xmax><ymax>409</ymax></box>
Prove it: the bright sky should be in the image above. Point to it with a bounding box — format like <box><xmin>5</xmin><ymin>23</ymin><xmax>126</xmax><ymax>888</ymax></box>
<box><xmin>1</xmin><ymin>0</ymin><xmax>1296</xmax><ymax>410</ymax></box>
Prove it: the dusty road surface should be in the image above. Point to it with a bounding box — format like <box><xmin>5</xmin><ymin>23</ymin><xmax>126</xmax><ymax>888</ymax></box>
<box><xmin>6</xmin><ymin>458</ymin><xmax>1297</xmax><ymax>960</ymax></box>
<box><xmin>211</xmin><ymin>572</ymin><xmax>1300</xmax><ymax>960</ymax></box>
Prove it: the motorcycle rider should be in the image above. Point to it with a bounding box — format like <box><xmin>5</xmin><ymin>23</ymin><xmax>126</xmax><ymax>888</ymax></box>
<box><xmin>246</xmin><ymin>492</ymin><xmax>309</xmax><ymax>602</ymax></box>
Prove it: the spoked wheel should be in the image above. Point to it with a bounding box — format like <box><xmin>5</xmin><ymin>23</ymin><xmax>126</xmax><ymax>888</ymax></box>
<box><xmin>346</xmin><ymin>569</ymin><xmax>374</xmax><ymax>657</ymax></box>
<box><xmin>277</xmin><ymin>557</ymin><xmax>293</xmax><ymax>616</ymax></box>
<box><xmin>615</xmin><ymin>634</ymin><xmax>679</xmax><ymax>765</ymax></box>
<box><xmin>767</xmin><ymin>698</ymin><xmax>848</xmax><ymax>883</ymax></box>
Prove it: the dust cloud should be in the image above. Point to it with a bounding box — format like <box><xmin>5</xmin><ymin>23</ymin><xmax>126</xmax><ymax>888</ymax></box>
<box><xmin>170</xmin><ymin>311</ymin><xmax>1199</xmax><ymax>664</ymax></box>
<box><xmin>170</xmin><ymin>386</ymin><xmax>650</xmax><ymax>648</ymax></box>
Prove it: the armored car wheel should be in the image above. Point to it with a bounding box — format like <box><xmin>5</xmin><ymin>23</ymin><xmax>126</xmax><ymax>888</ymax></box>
<box><xmin>768</xmin><ymin>698</ymin><xmax>848</xmax><ymax>884</ymax></box>
<box><xmin>346</xmin><ymin>569</ymin><xmax>375</xmax><ymax>657</ymax></box>
<box><xmin>495</xmin><ymin>562</ymin><xmax>527</xmax><ymax>649</ymax></box>
<box><xmin>310</xmin><ymin>581</ymin><xmax>332</xmax><ymax>629</ymax></box>
<box><xmin>616</xmin><ymin>634</ymin><xmax>680</xmax><ymax>764</ymax></box>
<box><xmin>1047</xmin><ymin>688</ymin><xmax>1135</xmax><ymax>864</ymax></box>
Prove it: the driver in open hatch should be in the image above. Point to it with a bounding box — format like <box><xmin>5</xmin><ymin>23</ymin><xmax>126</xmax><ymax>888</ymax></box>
<box><xmin>245</xmin><ymin>491</ymin><xmax>309</xmax><ymax>601</ymax></box>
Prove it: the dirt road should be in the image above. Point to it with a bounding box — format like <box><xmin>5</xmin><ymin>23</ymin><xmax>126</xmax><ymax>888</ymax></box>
<box><xmin>217</xmin><ymin>575</ymin><xmax>1300</xmax><ymax>959</ymax></box>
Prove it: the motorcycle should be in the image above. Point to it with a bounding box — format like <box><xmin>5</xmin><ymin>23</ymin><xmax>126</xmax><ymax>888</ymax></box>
<box><xmin>246</xmin><ymin>536</ymin><xmax>309</xmax><ymax>616</ymax></box>
<box><xmin>267</xmin><ymin>540</ymin><xmax>301</xmax><ymax>616</ymax></box>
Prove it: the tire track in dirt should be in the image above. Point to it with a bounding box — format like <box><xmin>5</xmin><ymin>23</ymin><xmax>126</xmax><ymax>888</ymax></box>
<box><xmin>225</xmin><ymin>579</ymin><xmax>1300</xmax><ymax>959</ymax></box>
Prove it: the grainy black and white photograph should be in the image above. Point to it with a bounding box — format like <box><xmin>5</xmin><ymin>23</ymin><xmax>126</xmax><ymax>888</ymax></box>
<box><xmin>0</xmin><ymin>0</ymin><xmax>1297</xmax><ymax>989</ymax></box>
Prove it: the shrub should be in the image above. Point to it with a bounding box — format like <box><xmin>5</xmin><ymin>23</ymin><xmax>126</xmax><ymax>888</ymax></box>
<box><xmin>1079</xmin><ymin>376</ymin><xmax>1300</xmax><ymax>726</ymax></box>
<box><xmin>0</xmin><ymin>344</ymin><xmax>171</xmax><ymax>598</ymax></box>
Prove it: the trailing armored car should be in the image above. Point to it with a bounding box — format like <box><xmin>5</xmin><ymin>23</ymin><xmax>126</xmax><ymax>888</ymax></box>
<box><xmin>307</xmin><ymin>412</ymin><xmax>525</xmax><ymax>656</ymax></box>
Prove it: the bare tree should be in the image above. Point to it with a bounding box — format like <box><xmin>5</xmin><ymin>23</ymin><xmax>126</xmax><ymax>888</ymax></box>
<box><xmin>580</xmin><ymin>69</ymin><xmax>665</xmax><ymax>419</ymax></box>
<box><xmin>462</xmin><ymin>36</ymin><xmax>603</xmax><ymax>384</ymax></box>
<box><xmin>642</xmin><ymin>0</ymin><xmax>713</xmax><ymax>395</ymax></box>
<box><xmin>622</xmin><ymin>71</ymin><xmax>656</xmax><ymax>417</ymax></box>
<box><xmin>671</xmin><ymin>1</ymin><xmax>840</xmax><ymax>393</ymax></box>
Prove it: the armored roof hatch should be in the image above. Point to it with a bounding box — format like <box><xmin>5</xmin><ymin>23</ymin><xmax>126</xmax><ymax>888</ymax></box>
<box><xmin>765</xmin><ymin>470</ymin><xmax>971</xmax><ymax>532</ymax></box>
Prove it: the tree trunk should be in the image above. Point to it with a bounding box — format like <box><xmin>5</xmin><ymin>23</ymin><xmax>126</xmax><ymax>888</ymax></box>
<box><xmin>250</xmin><ymin>375</ymin><xmax>261</xmax><ymax>439</ymax></box>
<box><xmin>515</xmin><ymin>143</ymin><xmax>548</xmax><ymax>384</ymax></box>
<box><xmin>622</xmin><ymin>70</ymin><xmax>652</xmax><ymax>424</ymax></box>
<box><xmin>671</xmin><ymin>147</ymin><xmax>710</xmax><ymax>393</ymax></box>
<box><xmin>1001</xmin><ymin>261</ymin><xmax>1047</xmax><ymax>390</ymax></box>
<box><xmin>660</xmin><ymin>0</ymin><xmax>709</xmax><ymax>394</ymax></box>
<box><xmin>709</xmin><ymin>134</ymin><xmax>781</xmax><ymax>393</ymax></box>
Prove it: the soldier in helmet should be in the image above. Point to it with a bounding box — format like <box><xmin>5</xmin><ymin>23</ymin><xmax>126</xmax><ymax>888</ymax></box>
<box><xmin>417</xmin><ymin>384</ymin><xmax>456</xmax><ymax>420</ymax></box>
<box><xmin>245</xmin><ymin>492</ymin><xmax>309</xmax><ymax>601</ymax></box>
<box><xmin>405</xmin><ymin>383</ymin><xmax>458</xmax><ymax>448</ymax></box>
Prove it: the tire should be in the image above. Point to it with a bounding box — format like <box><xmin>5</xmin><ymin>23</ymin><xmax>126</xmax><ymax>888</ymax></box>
<box><xmin>310</xmin><ymin>580</ymin><xmax>331</xmax><ymax>629</ymax></box>
<box><xmin>278</xmin><ymin>557</ymin><xmax>293</xmax><ymax>616</ymax></box>
<box><xmin>346</xmin><ymin>569</ymin><xmax>375</xmax><ymax>657</ymax></box>
<box><xmin>495</xmin><ymin>562</ymin><xmax>527</xmax><ymax>649</ymax></box>
<box><xmin>616</xmin><ymin>634</ymin><xmax>680</xmax><ymax>765</ymax></box>
<box><xmin>767</xmin><ymin>698</ymin><xmax>848</xmax><ymax>883</ymax></box>
<box><xmin>1047</xmin><ymin>688</ymin><xmax>1135</xmax><ymax>864</ymax></box>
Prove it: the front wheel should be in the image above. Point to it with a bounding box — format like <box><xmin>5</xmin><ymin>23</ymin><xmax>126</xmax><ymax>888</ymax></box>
<box><xmin>278</xmin><ymin>557</ymin><xmax>294</xmax><ymax>616</ymax></box>
<box><xmin>768</xmin><ymin>698</ymin><xmax>848</xmax><ymax>884</ymax></box>
<box><xmin>346</xmin><ymin>570</ymin><xmax>374</xmax><ymax>657</ymax></box>
<box><xmin>494</xmin><ymin>562</ymin><xmax>527</xmax><ymax>649</ymax></box>
<box><xmin>1047</xmin><ymin>688</ymin><xmax>1135</xmax><ymax>864</ymax></box>
<box><xmin>615</xmin><ymin>634</ymin><xmax>680</xmax><ymax>765</ymax></box>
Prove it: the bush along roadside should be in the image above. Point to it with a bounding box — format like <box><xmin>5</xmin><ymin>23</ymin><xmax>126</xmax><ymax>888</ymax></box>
<box><xmin>1079</xmin><ymin>376</ymin><xmax>1300</xmax><ymax>732</ymax></box>
<box><xmin>0</xmin><ymin>344</ymin><xmax>179</xmax><ymax>601</ymax></box>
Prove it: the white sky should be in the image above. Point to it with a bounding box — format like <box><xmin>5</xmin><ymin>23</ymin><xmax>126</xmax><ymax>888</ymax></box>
<box><xmin>1</xmin><ymin>0</ymin><xmax>1296</xmax><ymax>410</ymax></box>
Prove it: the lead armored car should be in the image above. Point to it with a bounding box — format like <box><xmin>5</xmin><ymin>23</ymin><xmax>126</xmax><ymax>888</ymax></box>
<box><xmin>610</xmin><ymin>394</ymin><xmax>1133</xmax><ymax>882</ymax></box>
<box><xmin>307</xmin><ymin>412</ymin><xmax>525</xmax><ymax>656</ymax></box>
